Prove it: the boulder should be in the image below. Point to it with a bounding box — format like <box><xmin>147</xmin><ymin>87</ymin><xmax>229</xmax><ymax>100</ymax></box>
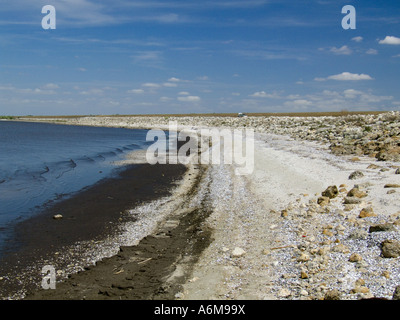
<box><xmin>322</xmin><ymin>185</ymin><xmax>339</xmax><ymax>199</ymax></box>
<box><xmin>349</xmin><ymin>171</ymin><xmax>364</xmax><ymax>180</ymax></box>
<box><xmin>381</xmin><ymin>240</ymin><xmax>400</xmax><ymax>258</ymax></box>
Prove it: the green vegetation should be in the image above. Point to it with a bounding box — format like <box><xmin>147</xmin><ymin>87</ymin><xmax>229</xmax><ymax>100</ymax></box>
<box><xmin>0</xmin><ymin>116</ymin><xmax>15</xmax><ymax>120</ymax></box>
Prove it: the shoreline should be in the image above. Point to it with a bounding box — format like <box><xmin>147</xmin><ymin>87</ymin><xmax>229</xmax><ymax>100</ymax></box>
<box><xmin>3</xmin><ymin>112</ymin><xmax>400</xmax><ymax>300</ymax></box>
<box><xmin>0</xmin><ymin>162</ymin><xmax>188</xmax><ymax>299</ymax></box>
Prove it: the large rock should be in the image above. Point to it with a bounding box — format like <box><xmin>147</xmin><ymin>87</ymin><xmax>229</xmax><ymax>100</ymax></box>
<box><xmin>381</xmin><ymin>240</ymin><xmax>400</xmax><ymax>258</ymax></box>
<box><xmin>349</xmin><ymin>171</ymin><xmax>364</xmax><ymax>180</ymax></box>
<box><xmin>322</xmin><ymin>186</ymin><xmax>339</xmax><ymax>199</ymax></box>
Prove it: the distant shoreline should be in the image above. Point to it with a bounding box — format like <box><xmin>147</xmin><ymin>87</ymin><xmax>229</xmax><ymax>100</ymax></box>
<box><xmin>11</xmin><ymin>110</ymin><xmax>389</xmax><ymax>119</ymax></box>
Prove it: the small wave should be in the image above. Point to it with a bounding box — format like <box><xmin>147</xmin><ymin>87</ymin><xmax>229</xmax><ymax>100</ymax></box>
<box><xmin>77</xmin><ymin>156</ymin><xmax>96</xmax><ymax>163</ymax></box>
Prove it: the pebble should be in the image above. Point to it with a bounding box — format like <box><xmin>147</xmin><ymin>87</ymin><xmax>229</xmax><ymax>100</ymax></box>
<box><xmin>231</xmin><ymin>247</ymin><xmax>246</xmax><ymax>258</ymax></box>
<box><xmin>53</xmin><ymin>214</ymin><xmax>63</xmax><ymax>220</ymax></box>
<box><xmin>349</xmin><ymin>253</ymin><xmax>363</xmax><ymax>262</ymax></box>
<box><xmin>278</xmin><ymin>288</ymin><xmax>292</xmax><ymax>298</ymax></box>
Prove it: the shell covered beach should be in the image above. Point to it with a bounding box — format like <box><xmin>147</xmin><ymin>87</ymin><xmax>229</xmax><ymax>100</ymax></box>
<box><xmin>12</xmin><ymin>112</ymin><xmax>400</xmax><ymax>300</ymax></box>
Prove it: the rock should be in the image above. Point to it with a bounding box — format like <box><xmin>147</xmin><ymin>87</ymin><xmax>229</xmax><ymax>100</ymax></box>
<box><xmin>53</xmin><ymin>214</ymin><xmax>63</xmax><ymax>220</ymax></box>
<box><xmin>396</xmin><ymin>168</ymin><xmax>400</xmax><ymax>175</ymax></box>
<box><xmin>349</xmin><ymin>171</ymin><xmax>364</xmax><ymax>180</ymax></box>
<box><xmin>392</xmin><ymin>285</ymin><xmax>400</xmax><ymax>300</ymax></box>
<box><xmin>281</xmin><ymin>209</ymin><xmax>288</xmax><ymax>217</ymax></box>
<box><xmin>322</xmin><ymin>229</ymin><xmax>334</xmax><ymax>237</ymax></box>
<box><xmin>300</xmin><ymin>271</ymin><xmax>309</xmax><ymax>279</ymax></box>
<box><xmin>376</xmin><ymin>147</ymin><xmax>400</xmax><ymax>162</ymax></box>
<box><xmin>277</xmin><ymin>288</ymin><xmax>292</xmax><ymax>298</ymax></box>
<box><xmin>231</xmin><ymin>247</ymin><xmax>246</xmax><ymax>258</ymax></box>
<box><xmin>387</xmin><ymin>190</ymin><xmax>396</xmax><ymax>194</ymax></box>
<box><xmin>369</xmin><ymin>223</ymin><xmax>395</xmax><ymax>233</ymax></box>
<box><xmin>322</xmin><ymin>186</ymin><xmax>339</xmax><ymax>199</ymax></box>
<box><xmin>333</xmin><ymin>244</ymin><xmax>350</xmax><ymax>254</ymax></box>
<box><xmin>347</xmin><ymin>187</ymin><xmax>367</xmax><ymax>198</ymax></box>
<box><xmin>381</xmin><ymin>240</ymin><xmax>400</xmax><ymax>258</ymax></box>
<box><xmin>175</xmin><ymin>292</ymin><xmax>185</xmax><ymax>299</ymax></box>
<box><xmin>344</xmin><ymin>197</ymin><xmax>361</xmax><ymax>205</ymax></box>
<box><xmin>359</xmin><ymin>207</ymin><xmax>376</xmax><ymax>218</ymax></box>
<box><xmin>297</xmin><ymin>253</ymin><xmax>310</xmax><ymax>262</ymax></box>
<box><xmin>324</xmin><ymin>289</ymin><xmax>341</xmax><ymax>300</ymax></box>
<box><xmin>351</xmin><ymin>286</ymin><xmax>370</xmax><ymax>294</ymax></box>
<box><xmin>317</xmin><ymin>196</ymin><xmax>330</xmax><ymax>206</ymax></box>
<box><xmin>384</xmin><ymin>184</ymin><xmax>400</xmax><ymax>188</ymax></box>
<box><xmin>349</xmin><ymin>253</ymin><xmax>363</xmax><ymax>262</ymax></box>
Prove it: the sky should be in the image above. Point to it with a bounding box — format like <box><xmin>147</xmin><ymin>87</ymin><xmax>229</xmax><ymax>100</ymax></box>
<box><xmin>1</xmin><ymin>0</ymin><xmax>400</xmax><ymax>116</ymax></box>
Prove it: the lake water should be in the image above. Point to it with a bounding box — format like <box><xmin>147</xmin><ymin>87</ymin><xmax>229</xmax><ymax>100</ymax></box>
<box><xmin>0</xmin><ymin>120</ymin><xmax>150</xmax><ymax>256</ymax></box>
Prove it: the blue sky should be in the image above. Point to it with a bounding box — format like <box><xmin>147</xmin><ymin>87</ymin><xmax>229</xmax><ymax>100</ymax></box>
<box><xmin>1</xmin><ymin>0</ymin><xmax>400</xmax><ymax>115</ymax></box>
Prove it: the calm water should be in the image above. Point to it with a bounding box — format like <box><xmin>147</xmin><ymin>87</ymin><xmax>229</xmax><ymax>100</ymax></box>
<box><xmin>0</xmin><ymin>121</ymin><xmax>150</xmax><ymax>255</ymax></box>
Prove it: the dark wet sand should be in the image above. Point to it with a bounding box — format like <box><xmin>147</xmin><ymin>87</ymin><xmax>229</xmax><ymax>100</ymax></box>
<box><xmin>24</xmin><ymin>165</ymin><xmax>212</xmax><ymax>300</ymax></box>
<box><xmin>0</xmin><ymin>161</ymin><xmax>212</xmax><ymax>299</ymax></box>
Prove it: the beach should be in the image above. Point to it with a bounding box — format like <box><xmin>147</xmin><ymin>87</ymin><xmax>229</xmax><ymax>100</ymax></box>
<box><xmin>3</xmin><ymin>111</ymin><xmax>400</xmax><ymax>300</ymax></box>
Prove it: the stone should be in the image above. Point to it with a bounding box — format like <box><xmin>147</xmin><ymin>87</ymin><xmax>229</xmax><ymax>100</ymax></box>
<box><xmin>324</xmin><ymin>289</ymin><xmax>341</xmax><ymax>300</ymax></box>
<box><xmin>384</xmin><ymin>184</ymin><xmax>400</xmax><ymax>188</ymax></box>
<box><xmin>322</xmin><ymin>229</ymin><xmax>334</xmax><ymax>237</ymax></box>
<box><xmin>344</xmin><ymin>197</ymin><xmax>361</xmax><ymax>205</ymax></box>
<box><xmin>381</xmin><ymin>240</ymin><xmax>400</xmax><ymax>258</ymax></box>
<box><xmin>277</xmin><ymin>288</ymin><xmax>291</xmax><ymax>298</ymax></box>
<box><xmin>317</xmin><ymin>196</ymin><xmax>330</xmax><ymax>206</ymax></box>
<box><xmin>333</xmin><ymin>244</ymin><xmax>350</xmax><ymax>254</ymax></box>
<box><xmin>297</xmin><ymin>253</ymin><xmax>310</xmax><ymax>262</ymax></box>
<box><xmin>53</xmin><ymin>214</ymin><xmax>63</xmax><ymax>220</ymax></box>
<box><xmin>322</xmin><ymin>186</ymin><xmax>339</xmax><ymax>199</ymax></box>
<box><xmin>351</xmin><ymin>286</ymin><xmax>370</xmax><ymax>294</ymax></box>
<box><xmin>231</xmin><ymin>247</ymin><xmax>246</xmax><ymax>258</ymax></box>
<box><xmin>281</xmin><ymin>209</ymin><xmax>288</xmax><ymax>217</ymax></box>
<box><xmin>359</xmin><ymin>207</ymin><xmax>377</xmax><ymax>218</ymax></box>
<box><xmin>347</xmin><ymin>187</ymin><xmax>367</xmax><ymax>198</ymax></box>
<box><xmin>396</xmin><ymin>168</ymin><xmax>400</xmax><ymax>174</ymax></box>
<box><xmin>349</xmin><ymin>171</ymin><xmax>364</xmax><ymax>180</ymax></box>
<box><xmin>300</xmin><ymin>271</ymin><xmax>309</xmax><ymax>279</ymax></box>
<box><xmin>392</xmin><ymin>285</ymin><xmax>400</xmax><ymax>300</ymax></box>
<box><xmin>369</xmin><ymin>223</ymin><xmax>395</xmax><ymax>233</ymax></box>
<box><xmin>349</xmin><ymin>253</ymin><xmax>362</xmax><ymax>262</ymax></box>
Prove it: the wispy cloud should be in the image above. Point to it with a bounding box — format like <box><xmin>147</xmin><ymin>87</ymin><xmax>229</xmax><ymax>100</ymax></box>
<box><xmin>329</xmin><ymin>45</ymin><xmax>352</xmax><ymax>55</ymax></box>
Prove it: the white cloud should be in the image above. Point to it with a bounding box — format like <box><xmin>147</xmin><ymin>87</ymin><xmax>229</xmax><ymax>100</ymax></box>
<box><xmin>142</xmin><ymin>82</ymin><xmax>160</xmax><ymax>88</ymax></box>
<box><xmin>80</xmin><ymin>88</ymin><xmax>103</xmax><ymax>95</ymax></box>
<box><xmin>315</xmin><ymin>72</ymin><xmax>373</xmax><ymax>81</ymax></box>
<box><xmin>366</xmin><ymin>48</ymin><xmax>378</xmax><ymax>55</ymax></box>
<box><xmin>168</xmin><ymin>77</ymin><xmax>181</xmax><ymax>82</ymax></box>
<box><xmin>343</xmin><ymin>89</ymin><xmax>363</xmax><ymax>98</ymax></box>
<box><xmin>178</xmin><ymin>91</ymin><xmax>190</xmax><ymax>95</ymax></box>
<box><xmin>379</xmin><ymin>36</ymin><xmax>400</xmax><ymax>45</ymax></box>
<box><xmin>127</xmin><ymin>89</ymin><xmax>144</xmax><ymax>94</ymax></box>
<box><xmin>159</xmin><ymin>96</ymin><xmax>173</xmax><ymax>102</ymax></box>
<box><xmin>177</xmin><ymin>96</ymin><xmax>201</xmax><ymax>102</ymax></box>
<box><xmin>329</xmin><ymin>45</ymin><xmax>352</xmax><ymax>55</ymax></box>
<box><xmin>352</xmin><ymin>36</ymin><xmax>363</xmax><ymax>43</ymax></box>
<box><xmin>43</xmin><ymin>83</ymin><xmax>59</xmax><ymax>89</ymax></box>
<box><xmin>250</xmin><ymin>91</ymin><xmax>281</xmax><ymax>98</ymax></box>
<box><xmin>163</xmin><ymin>82</ymin><xmax>177</xmax><ymax>87</ymax></box>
